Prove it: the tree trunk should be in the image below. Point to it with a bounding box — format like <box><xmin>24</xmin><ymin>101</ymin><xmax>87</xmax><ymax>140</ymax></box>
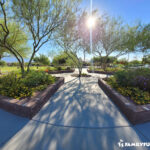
<box><xmin>78</xmin><ymin>67</ymin><xmax>82</xmax><ymax>77</ymax></box>
<box><xmin>27</xmin><ymin>51</ymin><xmax>35</xmax><ymax>72</ymax></box>
<box><xmin>0</xmin><ymin>54</ymin><xmax>2</xmax><ymax>60</ymax></box>
<box><xmin>21</xmin><ymin>65</ymin><xmax>25</xmax><ymax>76</ymax></box>
<box><xmin>84</xmin><ymin>51</ymin><xmax>86</xmax><ymax>62</ymax></box>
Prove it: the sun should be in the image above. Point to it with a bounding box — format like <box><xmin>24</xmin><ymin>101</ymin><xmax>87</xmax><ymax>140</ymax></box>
<box><xmin>86</xmin><ymin>16</ymin><xmax>96</xmax><ymax>29</ymax></box>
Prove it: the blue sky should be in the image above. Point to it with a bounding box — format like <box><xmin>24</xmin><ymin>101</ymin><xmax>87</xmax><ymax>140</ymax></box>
<box><xmin>3</xmin><ymin>0</ymin><xmax>150</xmax><ymax>62</ymax></box>
<box><xmin>82</xmin><ymin>0</ymin><xmax>150</xmax><ymax>24</ymax></box>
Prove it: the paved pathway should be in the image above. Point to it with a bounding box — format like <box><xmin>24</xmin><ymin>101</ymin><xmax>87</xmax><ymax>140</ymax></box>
<box><xmin>0</xmin><ymin>69</ymin><xmax>150</xmax><ymax>150</ymax></box>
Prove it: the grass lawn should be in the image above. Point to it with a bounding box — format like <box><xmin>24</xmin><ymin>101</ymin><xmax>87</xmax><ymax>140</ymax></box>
<box><xmin>0</xmin><ymin>66</ymin><xmax>57</xmax><ymax>74</ymax></box>
<box><xmin>0</xmin><ymin>66</ymin><xmax>71</xmax><ymax>74</ymax></box>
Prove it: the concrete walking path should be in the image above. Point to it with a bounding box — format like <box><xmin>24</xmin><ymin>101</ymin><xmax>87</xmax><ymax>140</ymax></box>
<box><xmin>0</xmin><ymin>69</ymin><xmax>150</xmax><ymax>150</ymax></box>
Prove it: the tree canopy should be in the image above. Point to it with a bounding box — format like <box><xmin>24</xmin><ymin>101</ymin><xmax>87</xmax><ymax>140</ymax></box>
<box><xmin>0</xmin><ymin>21</ymin><xmax>31</xmax><ymax>59</ymax></box>
<box><xmin>33</xmin><ymin>54</ymin><xmax>50</xmax><ymax>66</ymax></box>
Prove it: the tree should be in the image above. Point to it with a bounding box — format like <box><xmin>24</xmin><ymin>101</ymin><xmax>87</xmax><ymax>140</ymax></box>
<box><xmin>92</xmin><ymin>56</ymin><xmax>101</xmax><ymax>66</ymax></box>
<box><xmin>52</xmin><ymin>51</ymin><xmax>75</xmax><ymax>67</ymax></box>
<box><xmin>12</xmin><ymin>0</ymin><xmax>81</xmax><ymax>72</ymax></box>
<box><xmin>123</xmin><ymin>23</ymin><xmax>150</xmax><ymax>62</ymax></box>
<box><xmin>134</xmin><ymin>23</ymin><xmax>150</xmax><ymax>54</ymax></box>
<box><xmin>56</xmin><ymin>11</ymin><xmax>89</xmax><ymax>76</ymax></box>
<box><xmin>129</xmin><ymin>60</ymin><xmax>142</xmax><ymax>66</ymax></box>
<box><xmin>93</xmin><ymin>15</ymin><xmax>129</xmax><ymax>71</ymax></box>
<box><xmin>33</xmin><ymin>54</ymin><xmax>50</xmax><ymax>66</ymax></box>
<box><xmin>0</xmin><ymin>21</ymin><xmax>31</xmax><ymax>58</ymax></box>
<box><xmin>0</xmin><ymin>60</ymin><xmax>6</xmax><ymax>66</ymax></box>
<box><xmin>115</xmin><ymin>58</ymin><xmax>128</xmax><ymax>66</ymax></box>
<box><xmin>52</xmin><ymin>52</ymin><xmax>69</xmax><ymax>66</ymax></box>
<box><xmin>77</xmin><ymin>11</ymin><xmax>91</xmax><ymax>61</ymax></box>
<box><xmin>47</xmin><ymin>50</ymin><xmax>57</xmax><ymax>63</ymax></box>
<box><xmin>0</xmin><ymin>1</ymin><xmax>31</xmax><ymax>75</ymax></box>
<box><xmin>0</xmin><ymin>49</ymin><xmax>9</xmax><ymax>60</ymax></box>
<box><xmin>142</xmin><ymin>55</ymin><xmax>150</xmax><ymax>65</ymax></box>
<box><xmin>92</xmin><ymin>56</ymin><xmax>117</xmax><ymax>66</ymax></box>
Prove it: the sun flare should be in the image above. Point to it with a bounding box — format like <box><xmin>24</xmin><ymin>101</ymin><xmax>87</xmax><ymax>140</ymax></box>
<box><xmin>86</xmin><ymin>16</ymin><xmax>96</xmax><ymax>29</ymax></box>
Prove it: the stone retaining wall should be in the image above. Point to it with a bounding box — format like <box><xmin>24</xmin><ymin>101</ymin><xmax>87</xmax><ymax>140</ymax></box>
<box><xmin>0</xmin><ymin>77</ymin><xmax>64</xmax><ymax>118</ymax></box>
<box><xmin>87</xmin><ymin>69</ymin><xmax>114</xmax><ymax>75</ymax></box>
<box><xmin>48</xmin><ymin>69</ymin><xmax>74</xmax><ymax>74</ymax></box>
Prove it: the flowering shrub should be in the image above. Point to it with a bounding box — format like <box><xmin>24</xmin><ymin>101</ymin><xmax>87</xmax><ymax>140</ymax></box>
<box><xmin>107</xmin><ymin>68</ymin><xmax>150</xmax><ymax>105</ymax></box>
<box><xmin>0</xmin><ymin>71</ymin><xmax>56</xmax><ymax>99</ymax></box>
<box><xmin>114</xmin><ymin>68</ymin><xmax>150</xmax><ymax>91</ymax></box>
<box><xmin>45</xmin><ymin>69</ymin><xmax>49</xmax><ymax>73</ymax></box>
<box><xmin>117</xmin><ymin>87</ymin><xmax>150</xmax><ymax>105</ymax></box>
<box><xmin>0</xmin><ymin>73</ymin><xmax>32</xmax><ymax>99</ymax></box>
<box><xmin>134</xmin><ymin>76</ymin><xmax>150</xmax><ymax>93</ymax></box>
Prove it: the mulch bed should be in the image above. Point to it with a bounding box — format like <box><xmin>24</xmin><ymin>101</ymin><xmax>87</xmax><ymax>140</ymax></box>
<box><xmin>47</xmin><ymin>69</ymin><xmax>75</xmax><ymax>74</ymax></box>
<box><xmin>87</xmin><ymin>69</ymin><xmax>114</xmax><ymax>75</ymax></box>
<box><xmin>0</xmin><ymin>77</ymin><xmax>64</xmax><ymax>119</ymax></box>
<box><xmin>98</xmin><ymin>78</ymin><xmax>150</xmax><ymax>124</ymax></box>
<box><xmin>71</xmin><ymin>74</ymin><xmax>91</xmax><ymax>77</ymax></box>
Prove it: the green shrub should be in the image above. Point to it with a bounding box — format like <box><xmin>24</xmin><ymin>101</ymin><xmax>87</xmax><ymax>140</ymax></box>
<box><xmin>46</xmin><ymin>67</ymin><xmax>56</xmax><ymax>71</ymax></box>
<box><xmin>0</xmin><ymin>71</ymin><xmax>56</xmax><ymax>99</ymax></box>
<box><xmin>0</xmin><ymin>60</ymin><xmax>7</xmax><ymax>66</ymax></box>
<box><xmin>66</xmin><ymin>67</ymin><xmax>71</xmax><ymax>70</ymax></box>
<box><xmin>56</xmin><ymin>66</ymin><xmax>62</xmax><ymax>71</ymax></box>
<box><xmin>81</xmin><ymin>73</ymin><xmax>87</xmax><ymax>76</ymax></box>
<box><xmin>0</xmin><ymin>73</ymin><xmax>32</xmax><ymax>99</ymax></box>
<box><xmin>33</xmin><ymin>84</ymin><xmax>48</xmax><ymax>91</ymax></box>
<box><xmin>117</xmin><ymin>87</ymin><xmax>150</xmax><ymax>105</ymax></box>
<box><xmin>107</xmin><ymin>68</ymin><xmax>150</xmax><ymax>105</ymax></box>
<box><xmin>114</xmin><ymin>68</ymin><xmax>150</xmax><ymax>90</ymax></box>
<box><xmin>89</xmin><ymin>67</ymin><xmax>123</xmax><ymax>72</ymax></box>
<box><xmin>23</xmin><ymin>71</ymin><xmax>56</xmax><ymax>88</ymax></box>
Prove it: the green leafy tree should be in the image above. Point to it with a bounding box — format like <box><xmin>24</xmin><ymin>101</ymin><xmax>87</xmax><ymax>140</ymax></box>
<box><xmin>0</xmin><ymin>1</ymin><xmax>31</xmax><ymax>75</ymax></box>
<box><xmin>93</xmin><ymin>15</ymin><xmax>129</xmax><ymax>71</ymax></box>
<box><xmin>52</xmin><ymin>51</ymin><xmax>75</xmax><ymax>67</ymax></box>
<box><xmin>56</xmin><ymin>12</ymin><xmax>87</xmax><ymax>76</ymax></box>
<box><xmin>122</xmin><ymin>23</ymin><xmax>150</xmax><ymax>62</ymax></box>
<box><xmin>12</xmin><ymin>0</ymin><xmax>81</xmax><ymax>72</ymax></box>
<box><xmin>134</xmin><ymin>24</ymin><xmax>150</xmax><ymax>54</ymax></box>
<box><xmin>0</xmin><ymin>60</ymin><xmax>6</xmax><ymax>66</ymax></box>
<box><xmin>92</xmin><ymin>56</ymin><xmax>117</xmax><ymax>66</ymax></box>
<box><xmin>129</xmin><ymin>60</ymin><xmax>142</xmax><ymax>66</ymax></box>
<box><xmin>142</xmin><ymin>55</ymin><xmax>150</xmax><ymax>65</ymax></box>
<box><xmin>33</xmin><ymin>54</ymin><xmax>50</xmax><ymax>66</ymax></box>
